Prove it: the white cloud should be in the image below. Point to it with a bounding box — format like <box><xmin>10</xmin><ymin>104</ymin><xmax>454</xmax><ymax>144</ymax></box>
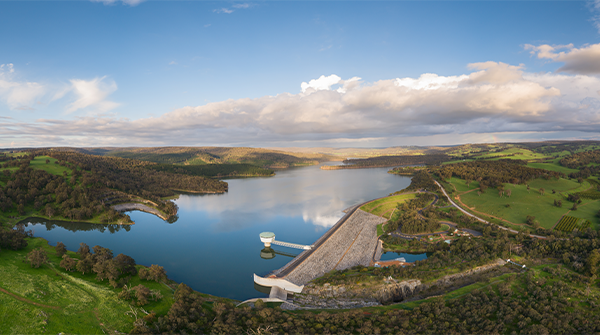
<box><xmin>0</xmin><ymin>63</ymin><xmax>46</xmax><ymax>110</ymax></box>
<box><xmin>300</xmin><ymin>74</ymin><xmax>341</xmax><ymax>93</ymax></box>
<box><xmin>213</xmin><ymin>3</ymin><xmax>253</xmax><ymax>14</ymax></box>
<box><xmin>232</xmin><ymin>3</ymin><xmax>251</xmax><ymax>9</ymax></box>
<box><xmin>214</xmin><ymin>8</ymin><xmax>234</xmax><ymax>14</ymax></box>
<box><xmin>590</xmin><ymin>0</ymin><xmax>600</xmax><ymax>33</ymax></box>
<box><xmin>169</xmin><ymin>61</ymin><xmax>177</xmax><ymax>65</ymax></box>
<box><xmin>525</xmin><ymin>42</ymin><xmax>600</xmax><ymax>74</ymax></box>
<box><xmin>91</xmin><ymin>0</ymin><xmax>146</xmax><ymax>6</ymax></box>
<box><xmin>4</xmin><ymin>60</ymin><xmax>600</xmax><ymax>148</ymax></box>
<box><xmin>65</xmin><ymin>76</ymin><xmax>119</xmax><ymax>114</ymax></box>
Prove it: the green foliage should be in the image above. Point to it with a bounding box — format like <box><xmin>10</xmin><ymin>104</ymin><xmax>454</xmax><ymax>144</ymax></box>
<box><xmin>147</xmin><ymin>163</ymin><xmax>274</xmax><ymax>178</ymax></box>
<box><xmin>560</xmin><ymin>149</ymin><xmax>600</xmax><ymax>169</ymax></box>
<box><xmin>438</xmin><ymin>160</ymin><xmax>564</xmax><ymax>186</ymax></box>
<box><xmin>555</xmin><ymin>215</ymin><xmax>591</xmax><ymax>232</ymax></box>
<box><xmin>340</xmin><ymin>154</ymin><xmax>450</xmax><ymax>168</ymax></box>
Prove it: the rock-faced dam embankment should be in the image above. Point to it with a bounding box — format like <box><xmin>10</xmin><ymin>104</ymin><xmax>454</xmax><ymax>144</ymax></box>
<box><xmin>272</xmin><ymin>207</ymin><xmax>386</xmax><ymax>286</ymax></box>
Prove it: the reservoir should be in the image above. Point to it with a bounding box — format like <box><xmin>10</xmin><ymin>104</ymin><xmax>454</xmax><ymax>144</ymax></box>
<box><xmin>24</xmin><ymin>163</ymin><xmax>411</xmax><ymax>300</ymax></box>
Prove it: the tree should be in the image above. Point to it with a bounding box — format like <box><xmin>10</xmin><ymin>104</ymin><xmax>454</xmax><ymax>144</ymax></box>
<box><xmin>60</xmin><ymin>254</ymin><xmax>77</xmax><ymax>272</ymax></box>
<box><xmin>92</xmin><ymin>245</ymin><xmax>113</xmax><ymax>263</ymax></box>
<box><xmin>138</xmin><ymin>267</ymin><xmax>150</xmax><ymax>280</ymax></box>
<box><xmin>77</xmin><ymin>242</ymin><xmax>90</xmax><ymax>258</ymax></box>
<box><xmin>76</xmin><ymin>255</ymin><xmax>93</xmax><ymax>274</ymax></box>
<box><xmin>133</xmin><ymin>285</ymin><xmax>151</xmax><ymax>306</ymax></box>
<box><xmin>114</xmin><ymin>254</ymin><xmax>137</xmax><ymax>276</ymax></box>
<box><xmin>526</xmin><ymin>215</ymin><xmax>536</xmax><ymax>225</ymax></box>
<box><xmin>586</xmin><ymin>249</ymin><xmax>600</xmax><ymax>276</ymax></box>
<box><xmin>148</xmin><ymin>264</ymin><xmax>167</xmax><ymax>282</ymax></box>
<box><xmin>55</xmin><ymin>241</ymin><xmax>67</xmax><ymax>257</ymax></box>
<box><xmin>571</xmin><ymin>203</ymin><xmax>578</xmax><ymax>211</ymax></box>
<box><xmin>93</xmin><ymin>261</ymin><xmax>108</xmax><ymax>281</ymax></box>
<box><xmin>27</xmin><ymin>248</ymin><xmax>48</xmax><ymax>268</ymax></box>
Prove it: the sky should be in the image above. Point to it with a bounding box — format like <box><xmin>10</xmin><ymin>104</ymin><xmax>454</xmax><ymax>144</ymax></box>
<box><xmin>1</xmin><ymin>0</ymin><xmax>600</xmax><ymax>148</ymax></box>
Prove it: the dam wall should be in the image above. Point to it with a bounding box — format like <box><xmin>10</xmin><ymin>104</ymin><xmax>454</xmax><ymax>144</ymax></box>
<box><xmin>279</xmin><ymin>209</ymin><xmax>386</xmax><ymax>286</ymax></box>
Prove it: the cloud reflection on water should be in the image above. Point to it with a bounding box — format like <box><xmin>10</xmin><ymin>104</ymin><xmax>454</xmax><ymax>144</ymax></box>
<box><xmin>174</xmin><ymin>164</ymin><xmax>411</xmax><ymax>232</ymax></box>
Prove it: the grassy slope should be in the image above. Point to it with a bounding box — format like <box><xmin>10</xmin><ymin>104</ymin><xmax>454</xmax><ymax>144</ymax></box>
<box><xmin>0</xmin><ymin>238</ymin><xmax>151</xmax><ymax>334</ymax></box>
<box><xmin>29</xmin><ymin>156</ymin><xmax>73</xmax><ymax>178</ymax></box>
<box><xmin>360</xmin><ymin>193</ymin><xmax>417</xmax><ymax>213</ymax></box>
<box><xmin>455</xmin><ymin>178</ymin><xmax>600</xmax><ymax>229</ymax></box>
<box><xmin>527</xmin><ymin>161</ymin><xmax>578</xmax><ymax>175</ymax></box>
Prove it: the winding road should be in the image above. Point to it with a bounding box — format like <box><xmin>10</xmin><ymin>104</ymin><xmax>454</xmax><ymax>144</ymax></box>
<box><xmin>434</xmin><ymin>181</ymin><xmax>548</xmax><ymax>239</ymax></box>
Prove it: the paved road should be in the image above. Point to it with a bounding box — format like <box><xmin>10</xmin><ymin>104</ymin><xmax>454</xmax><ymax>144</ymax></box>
<box><xmin>434</xmin><ymin>181</ymin><xmax>547</xmax><ymax>240</ymax></box>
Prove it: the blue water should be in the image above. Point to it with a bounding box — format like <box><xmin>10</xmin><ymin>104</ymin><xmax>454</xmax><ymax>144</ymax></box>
<box><xmin>24</xmin><ymin>162</ymin><xmax>411</xmax><ymax>300</ymax></box>
<box><xmin>379</xmin><ymin>252</ymin><xmax>429</xmax><ymax>262</ymax></box>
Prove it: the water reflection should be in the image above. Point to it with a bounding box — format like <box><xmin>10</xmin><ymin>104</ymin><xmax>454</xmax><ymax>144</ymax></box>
<box><xmin>24</xmin><ymin>217</ymin><xmax>131</xmax><ymax>234</ymax></box>
<box><xmin>26</xmin><ymin>163</ymin><xmax>411</xmax><ymax>300</ymax></box>
<box><xmin>260</xmin><ymin>247</ymin><xmax>297</xmax><ymax>260</ymax></box>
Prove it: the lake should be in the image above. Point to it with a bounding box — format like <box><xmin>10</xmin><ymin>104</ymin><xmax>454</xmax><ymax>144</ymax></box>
<box><xmin>24</xmin><ymin>162</ymin><xmax>411</xmax><ymax>300</ymax></box>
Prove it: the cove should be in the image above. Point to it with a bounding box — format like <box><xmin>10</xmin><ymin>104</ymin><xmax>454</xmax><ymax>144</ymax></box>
<box><xmin>24</xmin><ymin>163</ymin><xmax>411</xmax><ymax>300</ymax></box>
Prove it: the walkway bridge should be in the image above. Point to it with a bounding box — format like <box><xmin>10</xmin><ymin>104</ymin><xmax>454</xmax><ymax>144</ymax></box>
<box><xmin>272</xmin><ymin>240</ymin><xmax>312</xmax><ymax>250</ymax></box>
<box><xmin>260</xmin><ymin>232</ymin><xmax>312</xmax><ymax>250</ymax></box>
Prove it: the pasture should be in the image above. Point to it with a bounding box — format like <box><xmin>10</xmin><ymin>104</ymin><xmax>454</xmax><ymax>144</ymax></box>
<box><xmin>453</xmin><ymin>177</ymin><xmax>600</xmax><ymax>229</ymax></box>
<box><xmin>0</xmin><ymin>238</ymin><xmax>178</xmax><ymax>334</ymax></box>
<box><xmin>360</xmin><ymin>193</ymin><xmax>418</xmax><ymax>216</ymax></box>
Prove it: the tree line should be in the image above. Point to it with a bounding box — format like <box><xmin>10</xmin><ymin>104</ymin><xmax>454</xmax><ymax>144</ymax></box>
<box><xmin>436</xmin><ymin>160</ymin><xmax>564</xmax><ymax>186</ymax></box>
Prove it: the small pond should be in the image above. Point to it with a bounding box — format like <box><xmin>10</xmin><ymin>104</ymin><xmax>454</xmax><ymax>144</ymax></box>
<box><xmin>379</xmin><ymin>252</ymin><xmax>430</xmax><ymax>262</ymax></box>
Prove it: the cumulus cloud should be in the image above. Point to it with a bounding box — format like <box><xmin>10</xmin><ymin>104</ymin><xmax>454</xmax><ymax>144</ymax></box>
<box><xmin>0</xmin><ymin>63</ymin><xmax>46</xmax><ymax>110</ymax></box>
<box><xmin>3</xmin><ymin>60</ymin><xmax>600</xmax><ymax>147</ymax></box>
<box><xmin>65</xmin><ymin>76</ymin><xmax>119</xmax><ymax>114</ymax></box>
<box><xmin>525</xmin><ymin>42</ymin><xmax>600</xmax><ymax>74</ymax></box>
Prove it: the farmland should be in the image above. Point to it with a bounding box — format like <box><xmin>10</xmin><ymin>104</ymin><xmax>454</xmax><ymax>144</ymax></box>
<box><xmin>554</xmin><ymin>215</ymin><xmax>592</xmax><ymax>232</ymax></box>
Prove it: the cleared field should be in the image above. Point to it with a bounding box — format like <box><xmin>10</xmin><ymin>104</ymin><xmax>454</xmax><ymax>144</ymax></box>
<box><xmin>527</xmin><ymin>178</ymin><xmax>584</xmax><ymax>193</ymax></box>
<box><xmin>477</xmin><ymin>148</ymin><xmax>550</xmax><ymax>160</ymax></box>
<box><xmin>0</xmin><ymin>238</ymin><xmax>177</xmax><ymax>334</ymax></box>
<box><xmin>457</xmin><ymin>179</ymin><xmax>600</xmax><ymax>229</ymax></box>
<box><xmin>447</xmin><ymin>177</ymin><xmax>480</xmax><ymax>193</ymax></box>
<box><xmin>527</xmin><ymin>162</ymin><xmax>578</xmax><ymax>175</ymax></box>
<box><xmin>29</xmin><ymin>155</ymin><xmax>73</xmax><ymax>177</ymax></box>
<box><xmin>360</xmin><ymin>193</ymin><xmax>417</xmax><ymax>214</ymax></box>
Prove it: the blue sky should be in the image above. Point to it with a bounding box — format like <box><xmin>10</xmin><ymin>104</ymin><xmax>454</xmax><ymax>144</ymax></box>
<box><xmin>1</xmin><ymin>0</ymin><xmax>600</xmax><ymax>148</ymax></box>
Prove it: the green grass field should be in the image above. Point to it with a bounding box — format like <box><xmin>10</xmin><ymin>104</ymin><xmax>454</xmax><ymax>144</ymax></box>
<box><xmin>29</xmin><ymin>156</ymin><xmax>73</xmax><ymax>178</ymax></box>
<box><xmin>455</xmin><ymin>178</ymin><xmax>600</xmax><ymax>229</ymax></box>
<box><xmin>360</xmin><ymin>193</ymin><xmax>417</xmax><ymax>214</ymax></box>
<box><xmin>477</xmin><ymin>148</ymin><xmax>550</xmax><ymax>160</ymax></box>
<box><xmin>527</xmin><ymin>162</ymin><xmax>579</xmax><ymax>175</ymax></box>
<box><xmin>447</xmin><ymin>177</ymin><xmax>480</xmax><ymax>193</ymax></box>
<box><xmin>0</xmin><ymin>238</ymin><xmax>142</xmax><ymax>334</ymax></box>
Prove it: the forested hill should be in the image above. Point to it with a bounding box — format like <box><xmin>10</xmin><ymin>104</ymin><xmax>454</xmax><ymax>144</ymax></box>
<box><xmin>36</xmin><ymin>150</ymin><xmax>228</xmax><ymax>196</ymax></box>
<box><xmin>437</xmin><ymin>160</ymin><xmax>564</xmax><ymax>185</ymax></box>
<box><xmin>60</xmin><ymin>146</ymin><xmax>338</xmax><ymax>168</ymax></box>
<box><xmin>0</xmin><ymin>150</ymin><xmax>228</xmax><ymax>225</ymax></box>
<box><xmin>321</xmin><ymin>154</ymin><xmax>450</xmax><ymax>169</ymax></box>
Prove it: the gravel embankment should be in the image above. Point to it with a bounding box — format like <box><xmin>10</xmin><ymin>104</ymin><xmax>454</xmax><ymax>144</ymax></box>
<box><xmin>284</xmin><ymin>209</ymin><xmax>385</xmax><ymax>285</ymax></box>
